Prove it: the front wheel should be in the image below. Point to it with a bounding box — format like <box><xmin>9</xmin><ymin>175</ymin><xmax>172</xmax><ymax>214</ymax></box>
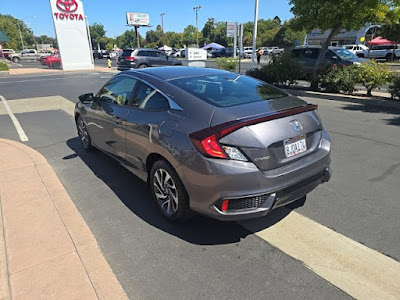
<box><xmin>138</xmin><ymin>64</ymin><xmax>148</xmax><ymax>69</ymax></box>
<box><xmin>76</xmin><ymin>116</ymin><xmax>93</xmax><ymax>150</ymax></box>
<box><xmin>52</xmin><ymin>62</ymin><xmax>60</xmax><ymax>68</ymax></box>
<box><xmin>12</xmin><ymin>57</ymin><xmax>20</xmax><ymax>63</ymax></box>
<box><xmin>150</xmin><ymin>160</ymin><xmax>191</xmax><ymax>222</ymax></box>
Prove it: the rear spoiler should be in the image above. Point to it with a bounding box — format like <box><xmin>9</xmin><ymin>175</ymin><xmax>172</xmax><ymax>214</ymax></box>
<box><xmin>191</xmin><ymin>104</ymin><xmax>318</xmax><ymax>140</ymax></box>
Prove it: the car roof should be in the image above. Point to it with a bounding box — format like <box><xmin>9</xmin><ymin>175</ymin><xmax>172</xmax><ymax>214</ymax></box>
<box><xmin>125</xmin><ymin>66</ymin><xmax>231</xmax><ymax>81</ymax></box>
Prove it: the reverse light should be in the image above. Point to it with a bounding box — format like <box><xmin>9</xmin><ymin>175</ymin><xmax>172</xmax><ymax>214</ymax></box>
<box><xmin>222</xmin><ymin>146</ymin><xmax>248</xmax><ymax>161</ymax></box>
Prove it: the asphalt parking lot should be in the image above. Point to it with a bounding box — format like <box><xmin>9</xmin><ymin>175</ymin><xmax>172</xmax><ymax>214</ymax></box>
<box><xmin>1</xmin><ymin>71</ymin><xmax>399</xmax><ymax>299</ymax></box>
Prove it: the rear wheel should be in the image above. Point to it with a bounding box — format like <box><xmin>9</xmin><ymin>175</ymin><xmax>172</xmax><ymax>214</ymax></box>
<box><xmin>76</xmin><ymin>116</ymin><xmax>93</xmax><ymax>150</ymax></box>
<box><xmin>52</xmin><ymin>62</ymin><xmax>60</xmax><ymax>68</ymax></box>
<box><xmin>12</xmin><ymin>57</ymin><xmax>20</xmax><ymax>63</ymax></box>
<box><xmin>150</xmin><ymin>160</ymin><xmax>191</xmax><ymax>222</ymax></box>
<box><xmin>386</xmin><ymin>53</ymin><xmax>396</xmax><ymax>61</ymax></box>
<box><xmin>138</xmin><ymin>64</ymin><xmax>148</xmax><ymax>69</ymax></box>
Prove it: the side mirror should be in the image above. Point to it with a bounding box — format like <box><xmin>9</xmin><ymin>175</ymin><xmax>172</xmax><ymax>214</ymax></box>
<box><xmin>331</xmin><ymin>55</ymin><xmax>339</xmax><ymax>61</ymax></box>
<box><xmin>79</xmin><ymin>93</ymin><xmax>94</xmax><ymax>103</ymax></box>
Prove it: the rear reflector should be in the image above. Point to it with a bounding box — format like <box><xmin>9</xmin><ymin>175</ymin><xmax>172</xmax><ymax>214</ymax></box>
<box><xmin>221</xmin><ymin>200</ymin><xmax>229</xmax><ymax>211</ymax></box>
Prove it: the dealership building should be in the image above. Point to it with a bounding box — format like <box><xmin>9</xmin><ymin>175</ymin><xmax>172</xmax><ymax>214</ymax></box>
<box><xmin>305</xmin><ymin>24</ymin><xmax>380</xmax><ymax>46</ymax></box>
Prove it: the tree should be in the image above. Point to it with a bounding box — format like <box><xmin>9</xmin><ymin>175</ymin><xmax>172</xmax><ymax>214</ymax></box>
<box><xmin>116</xmin><ymin>29</ymin><xmax>143</xmax><ymax>49</ymax></box>
<box><xmin>165</xmin><ymin>31</ymin><xmax>183</xmax><ymax>48</ymax></box>
<box><xmin>380</xmin><ymin>1</ymin><xmax>400</xmax><ymax>43</ymax></box>
<box><xmin>272</xmin><ymin>20</ymin><xmax>306</xmax><ymax>47</ymax></box>
<box><xmin>35</xmin><ymin>35</ymin><xmax>58</xmax><ymax>48</ymax></box>
<box><xmin>289</xmin><ymin>0</ymin><xmax>388</xmax><ymax>89</ymax></box>
<box><xmin>0</xmin><ymin>14</ymin><xmax>35</xmax><ymax>50</ymax></box>
<box><xmin>89</xmin><ymin>23</ymin><xmax>106</xmax><ymax>49</ymax></box>
<box><xmin>182</xmin><ymin>25</ymin><xmax>199</xmax><ymax>47</ymax></box>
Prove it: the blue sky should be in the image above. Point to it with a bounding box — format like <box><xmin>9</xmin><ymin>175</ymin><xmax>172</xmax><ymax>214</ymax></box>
<box><xmin>1</xmin><ymin>0</ymin><xmax>293</xmax><ymax>38</ymax></box>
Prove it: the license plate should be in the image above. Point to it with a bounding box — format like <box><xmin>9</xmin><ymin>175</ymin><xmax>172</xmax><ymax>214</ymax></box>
<box><xmin>284</xmin><ymin>135</ymin><xmax>307</xmax><ymax>158</ymax></box>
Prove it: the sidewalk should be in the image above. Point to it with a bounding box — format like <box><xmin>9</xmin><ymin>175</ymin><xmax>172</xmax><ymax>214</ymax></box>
<box><xmin>0</xmin><ymin>139</ymin><xmax>127</xmax><ymax>300</ymax></box>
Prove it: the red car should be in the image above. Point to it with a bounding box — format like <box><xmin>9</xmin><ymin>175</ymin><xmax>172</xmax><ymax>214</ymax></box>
<box><xmin>43</xmin><ymin>54</ymin><xmax>61</xmax><ymax>68</ymax></box>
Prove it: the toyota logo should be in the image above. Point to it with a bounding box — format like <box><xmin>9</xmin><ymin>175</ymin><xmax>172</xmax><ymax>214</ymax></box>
<box><xmin>289</xmin><ymin>120</ymin><xmax>303</xmax><ymax>132</ymax></box>
<box><xmin>56</xmin><ymin>0</ymin><xmax>78</xmax><ymax>12</ymax></box>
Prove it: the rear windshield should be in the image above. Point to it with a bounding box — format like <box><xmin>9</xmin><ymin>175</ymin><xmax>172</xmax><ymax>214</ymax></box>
<box><xmin>122</xmin><ymin>50</ymin><xmax>134</xmax><ymax>57</ymax></box>
<box><xmin>169</xmin><ymin>74</ymin><xmax>287</xmax><ymax>107</ymax></box>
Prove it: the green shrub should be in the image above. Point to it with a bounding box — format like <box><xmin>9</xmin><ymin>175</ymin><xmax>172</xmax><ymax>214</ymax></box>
<box><xmin>0</xmin><ymin>62</ymin><xmax>9</xmax><ymax>71</ymax></box>
<box><xmin>389</xmin><ymin>74</ymin><xmax>400</xmax><ymax>100</ymax></box>
<box><xmin>318</xmin><ymin>65</ymin><xmax>358</xmax><ymax>94</ymax></box>
<box><xmin>215</xmin><ymin>57</ymin><xmax>238</xmax><ymax>72</ymax></box>
<box><xmin>247</xmin><ymin>53</ymin><xmax>303</xmax><ymax>87</ymax></box>
<box><xmin>356</xmin><ymin>61</ymin><xmax>391</xmax><ymax>97</ymax></box>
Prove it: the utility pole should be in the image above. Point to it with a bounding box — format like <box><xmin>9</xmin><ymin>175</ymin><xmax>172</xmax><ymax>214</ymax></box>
<box><xmin>17</xmin><ymin>21</ymin><xmax>25</xmax><ymax>50</ymax></box>
<box><xmin>250</xmin><ymin>0</ymin><xmax>259</xmax><ymax>70</ymax></box>
<box><xmin>193</xmin><ymin>5</ymin><xmax>202</xmax><ymax>47</ymax></box>
<box><xmin>161</xmin><ymin>13</ymin><xmax>166</xmax><ymax>47</ymax></box>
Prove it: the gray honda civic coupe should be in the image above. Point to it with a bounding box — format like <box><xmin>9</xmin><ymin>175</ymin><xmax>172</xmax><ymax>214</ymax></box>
<box><xmin>75</xmin><ymin>67</ymin><xmax>331</xmax><ymax>222</ymax></box>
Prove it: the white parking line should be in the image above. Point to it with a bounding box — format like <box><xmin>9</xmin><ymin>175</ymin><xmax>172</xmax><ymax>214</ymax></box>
<box><xmin>241</xmin><ymin>210</ymin><xmax>400</xmax><ymax>299</ymax></box>
<box><xmin>0</xmin><ymin>95</ymin><xmax>28</xmax><ymax>142</ymax></box>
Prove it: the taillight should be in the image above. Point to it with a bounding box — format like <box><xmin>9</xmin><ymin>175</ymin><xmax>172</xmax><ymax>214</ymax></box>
<box><xmin>190</xmin><ymin>131</ymin><xmax>228</xmax><ymax>159</ymax></box>
<box><xmin>125</xmin><ymin>56</ymin><xmax>135</xmax><ymax>60</ymax></box>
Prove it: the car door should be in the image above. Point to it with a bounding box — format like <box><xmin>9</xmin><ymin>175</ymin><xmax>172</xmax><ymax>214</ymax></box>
<box><xmin>125</xmin><ymin>80</ymin><xmax>174</xmax><ymax>175</ymax></box>
<box><xmin>87</xmin><ymin>75</ymin><xmax>138</xmax><ymax>161</ymax></box>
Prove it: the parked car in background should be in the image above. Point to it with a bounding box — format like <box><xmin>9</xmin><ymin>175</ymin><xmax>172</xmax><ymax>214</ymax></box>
<box><xmin>242</xmin><ymin>47</ymin><xmax>253</xmax><ymax>58</ymax></box>
<box><xmin>292</xmin><ymin>45</ymin><xmax>367</xmax><ymax>78</ymax></box>
<box><xmin>212</xmin><ymin>47</ymin><xmax>234</xmax><ymax>58</ymax></box>
<box><xmin>93</xmin><ymin>50</ymin><xmax>111</xmax><ymax>59</ymax></box>
<box><xmin>342</xmin><ymin>44</ymin><xmax>369</xmax><ymax>55</ymax></box>
<box><xmin>75</xmin><ymin>66</ymin><xmax>331</xmax><ymax>222</ymax></box>
<box><xmin>1</xmin><ymin>49</ymin><xmax>15</xmax><ymax>59</ymax></box>
<box><xmin>270</xmin><ymin>47</ymin><xmax>285</xmax><ymax>55</ymax></box>
<box><xmin>357</xmin><ymin>44</ymin><xmax>400</xmax><ymax>61</ymax></box>
<box><xmin>117</xmin><ymin>48</ymin><xmax>182</xmax><ymax>70</ymax></box>
<box><xmin>8</xmin><ymin>49</ymin><xmax>51</xmax><ymax>63</ymax></box>
<box><xmin>43</xmin><ymin>54</ymin><xmax>61</xmax><ymax>68</ymax></box>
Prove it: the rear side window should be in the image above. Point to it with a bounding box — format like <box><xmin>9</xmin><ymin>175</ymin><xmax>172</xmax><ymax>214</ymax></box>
<box><xmin>169</xmin><ymin>74</ymin><xmax>287</xmax><ymax>108</ymax></box>
<box><xmin>137</xmin><ymin>50</ymin><xmax>149</xmax><ymax>56</ymax></box>
<box><xmin>132</xmin><ymin>82</ymin><xmax>170</xmax><ymax>110</ymax></box>
<box><xmin>303</xmin><ymin>48</ymin><xmax>319</xmax><ymax>59</ymax></box>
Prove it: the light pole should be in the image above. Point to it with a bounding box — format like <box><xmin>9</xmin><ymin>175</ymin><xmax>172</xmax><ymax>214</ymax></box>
<box><xmin>160</xmin><ymin>13</ymin><xmax>166</xmax><ymax>47</ymax></box>
<box><xmin>250</xmin><ymin>0</ymin><xmax>259</xmax><ymax>70</ymax></box>
<box><xmin>193</xmin><ymin>5</ymin><xmax>202</xmax><ymax>47</ymax></box>
<box><xmin>16</xmin><ymin>16</ymin><xmax>36</xmax><ymax>50</ymax></box>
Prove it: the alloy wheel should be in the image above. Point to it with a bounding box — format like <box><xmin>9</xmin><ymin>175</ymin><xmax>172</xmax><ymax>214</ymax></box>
<box><xmin>153</xmin><ymin>168</ymin><xmax>179</xmax><ymax>215</ymax></box>
<box><xmin>77</xmin><ymin>118</ymin><xmax>90</xmax><ymax>149</ymax></box>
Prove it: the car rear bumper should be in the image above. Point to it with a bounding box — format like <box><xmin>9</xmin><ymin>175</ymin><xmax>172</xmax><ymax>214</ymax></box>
<box><xmin>176</xmin><ymin>131</ymin><xmax>331</xmax><ymax>221</ymax></box>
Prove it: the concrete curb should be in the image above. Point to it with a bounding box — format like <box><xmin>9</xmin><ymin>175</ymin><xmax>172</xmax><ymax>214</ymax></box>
<box><xmin>0</xmin><ymin>138</ymin><xmax>128</xmax><ymax>299</ymax></box>
<box><xmin>284</xmin><ymin>89</ymin><xmax>400</xmax><ymax>110</ymax></box>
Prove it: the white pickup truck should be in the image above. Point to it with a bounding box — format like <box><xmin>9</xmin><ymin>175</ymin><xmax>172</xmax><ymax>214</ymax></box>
<box><xmin>8</xmin><ymin>49</ymin><xmax>52</xmax><ymax>63</ymax></box>
<box><xmin>263</xmin><ymin>47</ymin><xmax>284</xmax><ymax>55</ymax></box>
<box><xmin>357</xmin><ymin>44</ymin><xmax>400</xmax><ymax>61</ymax></box>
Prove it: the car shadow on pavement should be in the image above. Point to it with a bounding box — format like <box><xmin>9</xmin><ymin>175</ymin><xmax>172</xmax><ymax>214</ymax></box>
<box><xmin>340</xmin><ymin>103</ymin><xmax>400</xmax><ymax>126</ymax></box>
<box><xmin>66</xmin><ymin>137</ymin><xmax>293</xmax><ymax>246</ymax></box>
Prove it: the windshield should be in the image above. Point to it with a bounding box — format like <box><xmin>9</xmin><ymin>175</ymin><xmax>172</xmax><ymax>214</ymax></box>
<box><xmin>169</xmin><ymin>74</ymin><xmax>288</xmax><ymax>107</ymax></box>
<box><xmin>333</xmin><ymin>48</ymin><xmax>358</xmax><ymax>60</ymax></box>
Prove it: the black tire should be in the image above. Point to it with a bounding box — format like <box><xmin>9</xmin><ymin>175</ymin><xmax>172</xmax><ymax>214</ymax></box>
<box><xmin>150</xmin><ymin>160</ymin><xmax>191</xmax><ymax>222</ymax></box>
<box><xmin>52</xmin><ymin>62</ymin><xmax>60</xmax><ymax>68</ymax></box>
<box><xmin>138</xmin><ymin>64</ymin><xmax>148</xmax><ymax>69</ymax></box>
<box><xmin>76</xmin><ymin>116</ymin><xmax>93</xmax><ymax>150</ymax></box>
<box><xmin>386</xmin><ymin>54</ymin><xmax>396</xmax><ymax>61</ymax></box>
<box><xmin>12</xmin><ymin>57</ymin><xmax>20</xmax><ymax>63</ymax></box>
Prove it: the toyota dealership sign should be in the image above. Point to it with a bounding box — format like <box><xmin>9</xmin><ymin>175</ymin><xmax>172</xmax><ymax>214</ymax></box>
<box><xmin>49</xmin><ymin>0</ymin><xmax>93</xmax><ymax>70</ymax></box>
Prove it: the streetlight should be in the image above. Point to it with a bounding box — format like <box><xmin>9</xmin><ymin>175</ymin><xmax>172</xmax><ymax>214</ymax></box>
<box><xmin>160</xmin><ymin>13</ymin><xmax>166</xmax><ymax>47</ymax></box>
<box><xmin>193</xmin><ymin>5</ymin><xmax>202</xmax><ymax>47</ymax></box>
<box><xmin>16</xmin><ymin>16</ymin><xmax>36</xmax><ymax>50</ymax></box>
<box><xmin>250</xmin><ymin>0</ymin><xmax>259</xmax><ymax>70</ymax></box>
